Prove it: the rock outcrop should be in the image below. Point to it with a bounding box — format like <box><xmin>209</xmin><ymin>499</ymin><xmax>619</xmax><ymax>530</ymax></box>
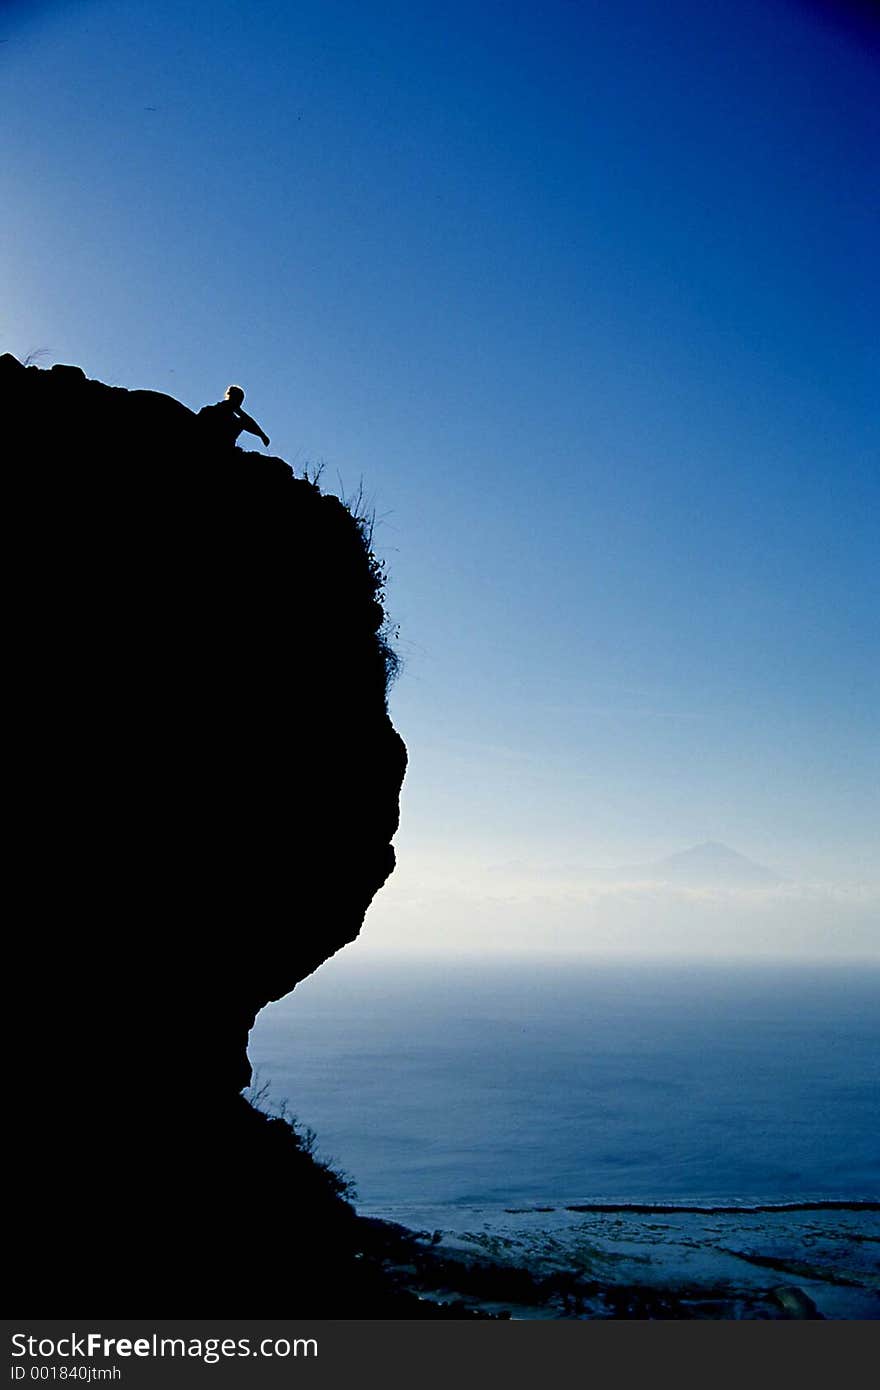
<box><xmin>5</xmin><ymin>355</ymin><xmax>408</xmax><ymax>1312</ymax></box>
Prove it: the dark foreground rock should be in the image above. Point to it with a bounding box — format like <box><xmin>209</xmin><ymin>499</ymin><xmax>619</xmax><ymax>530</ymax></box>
<box><xmin>5</xmin><ymin>355</ymin><xmax>412</xmax><ymax>1313</ymax></box>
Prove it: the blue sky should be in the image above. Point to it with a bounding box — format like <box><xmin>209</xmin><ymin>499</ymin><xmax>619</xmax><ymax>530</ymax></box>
<box><xmin>3</xmin><ymin>0</ymin><xmax>877</xmax><ymax>955</ymax></box>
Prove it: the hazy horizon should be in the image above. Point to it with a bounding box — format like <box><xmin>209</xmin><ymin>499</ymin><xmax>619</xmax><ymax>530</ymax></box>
<box><xmin>359</xmin><ymin>832</ymin><xmax>878</xmax><ymax>959</ymax></box>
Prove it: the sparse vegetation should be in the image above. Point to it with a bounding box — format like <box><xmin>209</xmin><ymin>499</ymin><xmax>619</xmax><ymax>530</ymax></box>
<box><xmin>300</xmin><ymin>461</ymin><xmax>401</xmax><ymax>690</ymax></box>
<box><xmin>341</xmin><ymin>477</ymin><xmax>401</xmax><ymax>688</ymax></box>
<box><xmin>245</xmin><ymin>1073</ymin><xmax>357</xmax><ymax>1204</ymax></box>
<box><xmin>300</xmin><ymin>459</ymin><xmax>326</xmax><ymax>488</ymax></box>
<box><xmin>21</xmin><ymin>346</ymin><xmax>52</xmax><ymax>366</ymax></box>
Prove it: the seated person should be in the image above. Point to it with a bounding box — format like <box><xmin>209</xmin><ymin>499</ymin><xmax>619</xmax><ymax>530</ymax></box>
<box><xmin>198</xmin><ymin>384</ymin><xmax>270</xmax><ymax>449</ymax></box>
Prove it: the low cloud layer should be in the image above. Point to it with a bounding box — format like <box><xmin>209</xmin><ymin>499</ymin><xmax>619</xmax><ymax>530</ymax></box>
<box><xmin>366</xmin><ymin>855</ymin><xmax>879</xmax><ymax>960</ymax></box>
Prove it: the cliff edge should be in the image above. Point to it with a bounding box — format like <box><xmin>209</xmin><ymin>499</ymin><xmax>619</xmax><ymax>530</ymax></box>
<box><xmin>5</xmin><ymin>356</ymin><xmax>410</xmax><ymax>1313</ymax></box>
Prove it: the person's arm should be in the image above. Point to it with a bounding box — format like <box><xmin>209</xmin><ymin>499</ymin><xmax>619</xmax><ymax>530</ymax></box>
<box><xmin>237</xmin><ymin>409</ymin><xmax>270</xmax><ymax>447</ymax></box>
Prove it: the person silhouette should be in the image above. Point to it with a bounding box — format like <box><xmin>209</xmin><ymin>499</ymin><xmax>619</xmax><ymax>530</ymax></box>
<box><xmin>199</xmin><ymin>385</ymin><xmax>270</xmax><ymax>450</ymax></box>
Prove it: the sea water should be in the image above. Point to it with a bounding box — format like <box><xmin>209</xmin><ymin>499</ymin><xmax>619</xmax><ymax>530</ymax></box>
<box><xmin>248</xmin><ymin>954</ymin><xmax>880</xmax><ymax>1214</ymax></box>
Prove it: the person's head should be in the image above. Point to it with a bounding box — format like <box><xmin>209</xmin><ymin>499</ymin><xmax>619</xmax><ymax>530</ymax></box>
<box><xmin>225</xmin><ymin>384</ymin><xmax>245</xmax><ymax>406</ymax></box>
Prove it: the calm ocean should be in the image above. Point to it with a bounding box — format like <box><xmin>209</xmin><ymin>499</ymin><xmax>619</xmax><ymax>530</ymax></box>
<box><xmin>248</xmin><ymin>954</ymin><xmax>880</xmax><ymax>1213</ymax></box>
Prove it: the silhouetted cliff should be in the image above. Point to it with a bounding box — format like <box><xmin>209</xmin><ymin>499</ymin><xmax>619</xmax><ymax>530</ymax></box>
<box><xmin>4</xmin><ymin>355</ymin><xmax>413</xmax><ymax>1313</ymax></box>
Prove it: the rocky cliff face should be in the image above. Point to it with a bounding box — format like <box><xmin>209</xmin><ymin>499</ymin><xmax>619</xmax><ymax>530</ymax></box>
<box><xmin>5</xmin><ymin>355</ymin><xmax>407</xmax><ymax>1312</ymax></box>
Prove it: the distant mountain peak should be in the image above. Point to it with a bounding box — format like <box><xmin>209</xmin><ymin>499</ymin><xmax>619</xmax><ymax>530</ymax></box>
<box><xmin>618</xmin><ymin>841</ymin><xmax>783</xmax><ymax>886</ymax></box>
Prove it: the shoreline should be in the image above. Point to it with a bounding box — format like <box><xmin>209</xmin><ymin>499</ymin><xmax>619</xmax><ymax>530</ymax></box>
<box><xmin>517</xmin><ymin>1200</ymin><xmax>880</xmax><ymax>1215</ymax></box>
<box><xmin>357</xmin><ymin>1200</ymin><xmax>880</xmax><ymax>1319</ymax></box>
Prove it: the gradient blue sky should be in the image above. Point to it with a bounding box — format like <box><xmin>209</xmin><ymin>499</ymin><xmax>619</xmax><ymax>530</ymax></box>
<box><xmin>3</xmin><ymin>0</ymin><xmax>877</xmax><ymax>954</ymax></box>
